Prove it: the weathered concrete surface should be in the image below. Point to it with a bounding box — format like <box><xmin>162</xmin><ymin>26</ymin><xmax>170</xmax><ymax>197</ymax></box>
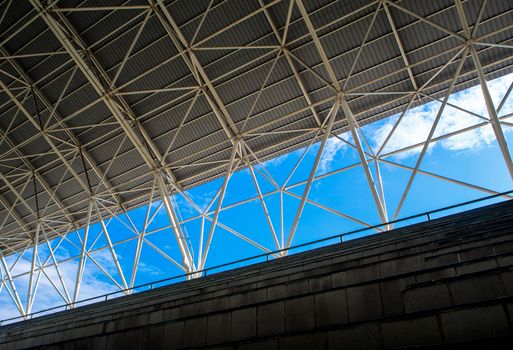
<box><xmin>1</xmin><ymin>200</ymin><xmax>513</xmax><ymax>349</ymax></box>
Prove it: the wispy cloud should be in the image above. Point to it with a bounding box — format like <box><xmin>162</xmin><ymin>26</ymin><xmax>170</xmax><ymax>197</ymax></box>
<box><xmin>319</xmin><ymin>136</ymin><xmax>348</xmax><ymax>174</ymax></box>
<box><xmin>262</xmin><ymin>152</ymin><xmax>289</xmax><ymax>168</ymax></box>
<box><xmin>369</xmin><ymin>73</ymin><xmax>513</xmax><ymax>159</ymax></box>
<box><xmin>1</xmin><ymin>243</ymin><xmax>121</xmax><ymax>321</ymax></box>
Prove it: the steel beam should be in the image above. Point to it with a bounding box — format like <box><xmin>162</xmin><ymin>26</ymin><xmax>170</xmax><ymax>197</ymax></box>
<box><xmin>199</xmin><ymin>141</ymin><xmax>240</xmax><ymax>270</ymax></box>
<box><xmin>71</xmin><ymin>199</ymin><xmax>93</xmax><ymax>305</ymax></box>
<box><xmin>155</xmin><ymin>172</ymin><xmax>195</xmax><ymax>274</ymax></box>
<box><xmin>285</xmin><ymin>101</ymin><xmax>339</xmax><ymax>249</ymax></box>
<box><xmin>470</xmin><ymin>45</ymin><xmax>513</xmax><ymax>180</ymax></box>
<box><xmin>26</xmin><ymin>222</ymin><xmax>40</xmax><ymax>314</ymax></box>
<box><xmin>340</xmin><ymin>97</ymin><xmax>389</xmax><ymax>225</ymax></box>
<box><xmin>30</xmin><ymin>0</ymin><xmax>199</xmax><ymax>274</ymax></box>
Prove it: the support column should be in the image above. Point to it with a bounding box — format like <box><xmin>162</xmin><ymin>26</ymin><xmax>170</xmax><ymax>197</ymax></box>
<box><xmin>470</xmin><ymin>44</ymin><xmax>513</xmax><ymax>180</ymax></box>
<box><xmin>340</xmin><ymin>97</ymin><xmax>389</xmax><ymax>226</ymax></box>
<box><xmin>26</xmin><ymin>222</ymin><xmax>40</xmax><ymax>314</ymax></box>
<box><xmin>71</xmin><ymin>199</ymin><xmax>93</xmax><ymax>306</ymax></box>
<box><xmin>199</xmin><ymin>141</ymin><xmax>240</xmax><ymax>270</ymax></box>
<box><xmin>155</xmin><ymin>172</ymin><xmax>196</xmax><ymax>275</ymax></box>
<box><xmin>285</xmin><ymin>101</ymin><xmax>340</xmax><ymax>249</ymax></box>
<box><xmin>94</xmin><ymin>201</ymin><xmax>129</xmax><ymax>291</ymax></box>
<box><xmin>0</xmin><ymin>251</ymin><xmax>25</xmax><ymax>317</ymax></box>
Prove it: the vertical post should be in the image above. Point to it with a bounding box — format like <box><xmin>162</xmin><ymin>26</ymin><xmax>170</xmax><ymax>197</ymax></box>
<box><xmin>199</xmin><ymin>140</ymin><xmax>240</xmax><ymax>270</ymax></box>
<box><xmin>280</xmin><ymin>190</ymin><xmax>284</xmax><ymax>254</ymax></box>
<box><xmin>470</xmin><ymin>44</ymin><xmax>513</xmax><ymax>180</ymax></box>
<box><xmin>130</xmin><ymin>179</ymin><xmax>157</xmax><ymax>288</ymax></box>
<box><xmin>285</xmin><ymin>101</ymin><xmax>340</xmax><ymax>249</ymax></box>
<box><xmin>72</xmin><ymin>199</ymin><xmax>93</xmax><ymax>306</ymax></box>
<box><xmin>392</xmin><ymin>46</ymin><xmax>469</xmax><ymax>222</ymax></box>
<box><xmin>0</xmin><ymin>251</ymin><xmax>25</xmax><ymax>317</ymax></box>
<box><xmin>43</xmin><ymin>231</ymin><xmax>71</xmax><ymax>304</ymax></box>
<box><xmin>26</xmin><ymin>222</ymin><xmax>40</xmax><ymax>314</ymax></box>
<box><xmin>340</xmin><ymin>97</ymin><xmax>389</xmax><ymax>226</ymax></box>
<box><xmin>156</xmin><ymin>172</ymin><xmax>196</xmax><ymax>275</ymax></box>
<box><xmin>242</xmin><ymin>143</ymin><xmax>281</xmax><ymax>250</ymax></box>
<box><xmin>94</xmin><ymin>200</ymin><xmax>129</xmax><ymax>291</ymax></box>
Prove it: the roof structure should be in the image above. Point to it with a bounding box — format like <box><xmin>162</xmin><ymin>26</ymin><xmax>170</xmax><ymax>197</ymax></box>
<box><xmin>0</xmin><ymin>0</ymin><xmax>513</xmax><ymax>257</ymax></box>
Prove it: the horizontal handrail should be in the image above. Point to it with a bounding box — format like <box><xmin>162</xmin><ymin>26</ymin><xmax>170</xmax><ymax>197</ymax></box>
<box><xmin>1</xmin><ymin>189</ymin><xmax>512</xmax><ymax>326</ymax></box>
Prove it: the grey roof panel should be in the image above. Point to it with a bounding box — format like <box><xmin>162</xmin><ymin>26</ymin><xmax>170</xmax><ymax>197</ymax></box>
<box><xmin>0</xmin><ymin>0</ymin><xmax>513</xmax><ymax>253</ymax></box>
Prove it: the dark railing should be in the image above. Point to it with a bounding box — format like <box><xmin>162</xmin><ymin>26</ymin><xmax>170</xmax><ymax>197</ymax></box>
<box><xmin>1</xmin><ymin>189</ymin><xmax>512</xmax><ymax>326</ymax></box>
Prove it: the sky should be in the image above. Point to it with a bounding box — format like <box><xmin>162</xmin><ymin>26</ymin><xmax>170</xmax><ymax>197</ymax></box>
<box><xmin>1</xmin><ymin>72</ymin><xmax>512</xmax><ymax>322</ymax></box>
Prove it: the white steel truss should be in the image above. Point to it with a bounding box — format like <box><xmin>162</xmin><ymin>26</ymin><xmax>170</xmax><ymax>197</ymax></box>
<box><xmin>0</xmin><ymin>0</ymin><xmax>512</xmax><ymax>321</ymax></box>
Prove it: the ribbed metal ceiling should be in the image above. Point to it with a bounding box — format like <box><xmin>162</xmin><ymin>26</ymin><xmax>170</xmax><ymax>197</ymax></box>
<box><xmin>0</xmin><ymin>0</ymin><xmax>512</xmax><ymax>253</ymax></box>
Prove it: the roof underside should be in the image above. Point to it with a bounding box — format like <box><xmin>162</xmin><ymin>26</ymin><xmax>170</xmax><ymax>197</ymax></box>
<box><xmin>0</xmin><ymin>0</ymin><xmax>512</xmax><ymax>254</ymax></box>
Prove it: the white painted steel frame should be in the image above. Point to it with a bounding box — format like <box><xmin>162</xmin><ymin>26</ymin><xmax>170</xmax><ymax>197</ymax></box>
<box><xmin>0</xmin><ymin>0</ymin><xmax>512</xmax><ymax>319</ymax></box>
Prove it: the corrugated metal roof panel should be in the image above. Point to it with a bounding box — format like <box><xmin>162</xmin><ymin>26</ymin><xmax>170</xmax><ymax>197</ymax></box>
<box><xmin>1</xmin><ymin>0</ymin><xmax>513</xmax><ymax>252</ymax></box>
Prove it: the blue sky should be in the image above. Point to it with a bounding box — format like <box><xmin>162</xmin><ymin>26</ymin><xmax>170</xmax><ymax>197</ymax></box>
<box><xmin>1</xmin><ymin>73</ymin><xmax>513</xmax><ymax>321</ymax></box>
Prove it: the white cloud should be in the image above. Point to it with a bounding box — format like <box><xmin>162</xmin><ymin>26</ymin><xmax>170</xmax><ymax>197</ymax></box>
<box><xmin>175</xmin><ymin>190</ymin><xmax>216</xmax><ymax>215</ymax></box>
<box><xmin>319</xmin><ymin>136</ymin><xmax>348</xmax><ymax>174</ymax></box>
<box><xmin>262</xmin><ymin>152</ymin><xmax>289</xmax><ymax>168</ymax></box>
<box><xmin>1</xmin><ymin>75</ymin><xmax>512</xmax><ymax>323</ymax></box>
<box><xmin>0</xmin><ymin>243</ymin><xmax>119</xmax><ymax>322</ymax></box>
<box><xmin>369</xmin><ymin>73</ymin><xmax>513</xmax><ymax>159</ymax></box>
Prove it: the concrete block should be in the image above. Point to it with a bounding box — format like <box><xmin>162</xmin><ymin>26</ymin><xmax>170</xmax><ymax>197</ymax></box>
<box><xmin>426</xmin><ymin>253</ymin><xmax>463</xmax><ymax>268</ymax></box>
<box><xmin>209</xmin><ymin>296</ymin><xmax>231</xmax><ymax>313</ymax></box>
<box><xmin>287</xmin><ymin>280</ymin><xmax>309</xmax><ymax>297</ymax></box>
<box><xmin>381</xmin><ymin>316</ymin><xmax>442</xmax><ymax>348</ymax></box>
<box><xmin>441</xmin><ymin>305</ymin><xmax>511</xmax><ymax>342</ymax></box>
<box><xmin>162</xmin><ymin>307</ymin><xmax>180</xmax><ymax>322</ymax></box>
<box><xmin>267</xmin><ymin>284</ymin><xmax>288</xmax><ymax>300</ymax></box>
<box><xmin>90</xmin><ymin>335</ymin><xmax>108</xmax><ymax>350</ymax></box>
<box><xmin>206</xmin><ymin>312</ymin><xmax>231</xmax><ymax>344</ymax></box>
<box><xmin>380</xmin><ymin>255</ymin><xmax>424</xmax><ymax>277</ymax></box>
<box><xmin>64</xmin><ymin>337</ymin><xmax>90</xmax><ymax>350</ymax></box>
<box><xmin>193</xmin><ymin>299</ymin><xmax>213</xmax><ymax>315</ymax></box>
<box><xmin>496</xmin><ymin>255</ymin><xmax>513</xmax><ymax>268</ymax></box>
<box><xmin>315</xmin><ymin>289</ymin><xmax>348</xmax><ymax>326</ymax></box>
<box><xmin>229</xmin><ymin>293</ymin><xmax>245</xmax><ymax>308</ymax></box>
<box><xmin>40</xmin><ymin>331</ymin><xmax>56</xmax><ymax>346</ymax></box>
<box><xmin>238</xmin><ymin>338</ymin><xmax>279</xmax><ymax>350</ymax></box>
<box><xmin>331</xmin><ymin>264</ymin><xmax>380</xmax><ymax>288</ymax></box>
<box><xmin>175</xmin><ymin>302</ymin><xmax>196</xmax><ymax>319</ymax></box>
<box><xmin>256</xmin><ymin>276</ymin><xmax>288</xmax><ymax>289</ymax></box>
<box><xmin>501</xmin><ymin>271</ymin><xmax>513</xmax><ymax>295</ymax></box>
<box><xmin>231</xmin><ymin>307</ymin><xmax>257</xmax><ymax>341</ymax></box>
<box><xmin>416</xmin><ymin>267</ymin><xmax>457</xmax><ymax>283</ymax></box>
<box><xmin>281</xmin><ymin>332</ymin><xmax>327</xmax><ymax>350</ymax></box>
<box><xmin>507</xmin><ymin>304</ymin><xmax>513</xmax><ymax>322</ymax></box>
<box><xmin>140</xmin><ymin>325</ymin><xmax>163</xmax><ymax>349</ymax></box>
<box><xmin>404</xmin><ymin>283</ymin><xmax>451</xmax><ymax>313</ymax></box>
<box><xmin>460</xmin><ymin>246</ymin><xmax>494</xmax><ymax>261</ymax></box>
<box><xmin>456</xmin><ymin>259</ymin><xmax>497</xmax><ymax>275</ymax></box>
<box><xmin>121</xmin><ymin>328</ymin><xmax>144</xmax><ymax>350</ymax></box>
<box><xmin>183</xmin><ymin>317</ymin><xmax>207</xmax><ymax>347</ymax></box>
<box><xmin>327</xmin><ymin>323</ymin><xmax>381</xmax><ymax>350</ymax></box>
<box><xmin>494</xmin><ymin>241</ymin><xmax>513</xmax><ymax>255</ymax></box>
<box><xmin>258</xmin><ymin>302</ymin><xmax>285</xmax><ymax>336</ymax></box>
<box><xmin>246</xmin><ymin>288</ymin><xmax>267</xmax><ymax>304</ymax></box>
<box><xmin>161</xmin><ymin>321</ymin><xmax>184</xmax><ymax>349</ymax></box>
<box><xmin>105</xmin><ymin>332</ymin><xmax>127</xmax><ymax>349</ymax></box>
<box><xmin>346</xmin><ymin>283</ymin><xmax>382</xmax><ymax>322</ymax></box>
<box><xmin>380</xmin><ymin>279</ymin><xmax>404</xmax><ymax>315</ymax></box>
<box><xmin>285</xmin><ymin>295</ymin><xmax>315</xmax><ymax>331</ymax></box>
<box><xmin>450</xmin><ymin>274</ymin><xmax>503</xmax><ymax>305</ymax></box>
<box><xmin>148</xmin><ymin>310</ymin><xmax>163</xmax><ymax>324</ymax></box>
<box><xmin>308</xmin><ymin>275</ymin><xmax>332</xmax><ymax>293</ymax></box>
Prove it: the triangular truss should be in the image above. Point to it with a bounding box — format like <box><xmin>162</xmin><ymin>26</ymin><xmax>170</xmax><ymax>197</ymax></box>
<box><xmin>1</xmin><ymin>0</ymin><xmax>513</xmax><ymax>321</ymax></box>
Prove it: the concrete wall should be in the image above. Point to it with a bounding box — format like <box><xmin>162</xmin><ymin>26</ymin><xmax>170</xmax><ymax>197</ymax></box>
<box><xmin>1</xmin><ymin>201</ymin><xmax>513</xmax><ymax>349</ymax></box>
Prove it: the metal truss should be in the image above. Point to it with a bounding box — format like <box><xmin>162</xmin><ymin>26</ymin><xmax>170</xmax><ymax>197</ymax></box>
<box><xmin>0</xmin><ymin>0</ymin><xmax>513</xmax><ymax>320</ymax></box>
